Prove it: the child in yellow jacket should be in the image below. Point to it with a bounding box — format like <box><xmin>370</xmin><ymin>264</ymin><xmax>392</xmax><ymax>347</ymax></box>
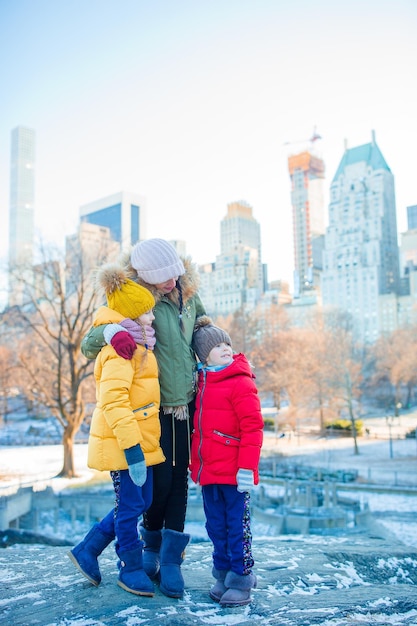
<box><xmin>68</xmin><ymin>264</ymin><xmax>165</xmax><ymax>597</ymax></box>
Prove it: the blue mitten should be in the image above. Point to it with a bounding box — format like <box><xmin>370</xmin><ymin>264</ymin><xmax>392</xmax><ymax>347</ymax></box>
<box><xmin>236</xmin><ymin>469</ymin><xmax>255</xmax><ymax>493</ymax></box>
<box><xmin>124</xmin><ymin>444</ymin><xmax>146</xmax><ymax>486</ymax></box>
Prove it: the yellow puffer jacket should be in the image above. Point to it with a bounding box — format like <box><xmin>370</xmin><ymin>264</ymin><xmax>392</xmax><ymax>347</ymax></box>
<box><xmin>87</xmin><ymin>306</ymin><xmax>165</xmax><ymax>471</ymax></box>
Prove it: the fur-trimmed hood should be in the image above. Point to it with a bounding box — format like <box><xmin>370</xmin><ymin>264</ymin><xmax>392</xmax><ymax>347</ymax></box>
<box><xmin>84</xmin><ymin>247</ymin><xmax>206</xmax><ymax>408</ymax></box>
<box><xmin>118</xmin><ymin>250</ymin><xmax>201</xmax><ymax>306</ymax></box>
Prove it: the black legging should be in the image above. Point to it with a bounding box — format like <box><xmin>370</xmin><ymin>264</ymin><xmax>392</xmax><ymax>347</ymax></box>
<box><xmin>143</xmin><ymin>400</ymin><xmax>194</xmax><ymax>532</ymax></box>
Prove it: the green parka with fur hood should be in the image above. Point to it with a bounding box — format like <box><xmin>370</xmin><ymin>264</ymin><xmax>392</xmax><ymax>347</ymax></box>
<box><xmin>82</xmin><ymin>255</ymin><xmax>206</xmax><ymax>409</ymax></box>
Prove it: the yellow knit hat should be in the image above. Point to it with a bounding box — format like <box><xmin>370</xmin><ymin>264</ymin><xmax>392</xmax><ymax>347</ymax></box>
<box><xmin>97</xmin><ymin>264</ymin><xmax>155</xmax><ymax>319</ymax></box>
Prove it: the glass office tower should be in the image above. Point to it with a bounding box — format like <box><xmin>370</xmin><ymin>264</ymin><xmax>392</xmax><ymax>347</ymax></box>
<box><xmin>79</xmin><ymin>191</ymin><xmax>146</xmax><ymax>250</ymax></box>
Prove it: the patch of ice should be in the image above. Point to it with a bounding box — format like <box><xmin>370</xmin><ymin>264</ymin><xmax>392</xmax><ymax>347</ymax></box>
<box><xmin>0</xmin><ymin>590</ymin><xmax>42</xmax><ymax>607</ymax></box>
<box><xmin>323</xmin><ymin>560</ymin><xmax>371</xmax><ymax>587</ymax></box>
<box><xmin>306</xmin><ymin>572</ymin><xmax>324</xmax><ymax>582</ymax></box>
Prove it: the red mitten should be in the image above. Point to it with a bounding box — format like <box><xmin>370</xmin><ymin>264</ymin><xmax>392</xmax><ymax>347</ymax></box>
<box><xmin>110</xmin><ymin>331</ymin><xmax>136</xmax><ymax>359</ymax></box>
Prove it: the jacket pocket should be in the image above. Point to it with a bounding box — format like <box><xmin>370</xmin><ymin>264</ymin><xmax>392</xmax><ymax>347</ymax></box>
<box><xmin>133</xmin><ymin>402</ymin><xmax>158</xmax><ymax>420</ymax></box>
<box><xmin>212</xmin><ymin>429</ymin><xmax>240</xmax><ymax>447</ymax></box>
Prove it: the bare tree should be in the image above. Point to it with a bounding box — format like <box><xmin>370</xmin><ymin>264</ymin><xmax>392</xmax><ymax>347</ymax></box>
<box><xmin>370</xmin><ymin>326</ymin><xmax>417</xmax><ymax>413</ymax></box>
<box><xmin>302</xmin><ymin>312</ymin><xmax>346</xmax><ymax>432</ymax></box>
<box><xmin>3</xmin><ymin>239</ymin><xmax>110</xmax><ymax>477</ymax></box>
<box><xmin>215</xmin><ymin>306</ymin><xmax>258</xmax><ymax>356</ymax></box>
<box><xmin>324</xmin><ymin>310</ymin><xmax>363</xmax><ymax>455</ymax></box>
<box><xmin>248</xmin><ymin>303</ymin><xmax>292</xmax><ymax>411</ymax></box>
<box><xmin>0</xmin><ymin>343</ymin><xmax>18</xmax><ymax>425</ymax></box>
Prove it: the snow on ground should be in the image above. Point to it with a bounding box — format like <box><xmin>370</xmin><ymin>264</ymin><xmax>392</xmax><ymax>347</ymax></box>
<box><xmin>1</xmin><ymin>413</ymin><xmax>416</xmax><ymax>488</ymax></box>
<box><xmin>1</xmin><ymin>423</ymin><xmax>417</xmax><ymax>626</ymax></box>
<box><xmin>261</xmin><ymin>416</ymin><xmax>417</xmax><ymax>548</ymax></box>
<box><xmin>1</xmin><ymin>412</ymin><xmax>417</xmax><ymax>546</ymax></box>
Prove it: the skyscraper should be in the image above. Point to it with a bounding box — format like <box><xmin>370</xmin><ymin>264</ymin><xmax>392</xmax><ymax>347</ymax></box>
<box><xmin>321</xmin><ymin>131</ymin><xmax>400</xmax><ymax>343</ymax></box>
<box><xmin>8</xmin><ymin>126</ymin><xmax>36</xmax><ymax>267</ymax></box>
<box><xmin>8</xmin><ymin>126</ymin><xmax>36</xmax><ymax>307</ymax></box>
<box><xmin>407</xmin><ymin>204</ymin><xmax>417</xmax><ymax>230</ymax></box>
<box><xmin>287</xmin><ymin>144</ymin><xmax>325</xmax><ymax>297</ymax></box>
<box><xmin>65</xmin><ymin>222</ymin><xmax>120</xmax><ymax>296</ymax></box>
<box><xmin>199</xmin><ymin>201</ymin><xmax>264</xmax><ymax>316</ymax></box>
<box><xmin>79</xmin><ymin>191</ymin><xmax>146</xmax><ymax>250</ymax></box>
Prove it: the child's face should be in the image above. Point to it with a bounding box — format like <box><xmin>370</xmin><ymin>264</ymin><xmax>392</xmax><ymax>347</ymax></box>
<box><xmin>206</xmin><ymin>342</ymin><xmax>233</xmax><ymax>367</ymax></box>
<box><xmin>136</xmin><ymin>309</ymin><xmax>155</xmax><ymax>325</ymax></box>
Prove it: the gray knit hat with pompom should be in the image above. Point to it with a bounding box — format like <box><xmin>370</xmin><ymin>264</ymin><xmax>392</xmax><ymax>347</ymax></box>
<box><xmin>192</xmin><ymin>315</ymin><xmax>232</xmax><ymax>364</ymax></box>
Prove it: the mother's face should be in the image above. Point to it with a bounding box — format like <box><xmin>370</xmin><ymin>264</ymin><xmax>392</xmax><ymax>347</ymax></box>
<box><xmin>154</xmin><ymin>277</ymin><xmax>178</xmax><ymax>294</ymax></box>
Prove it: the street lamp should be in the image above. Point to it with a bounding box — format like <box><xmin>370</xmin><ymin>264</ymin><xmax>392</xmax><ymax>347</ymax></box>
<box><xmin>386</xmin><ymin>415</ymin><xmax>395</xmax><ymax>459</ymax></box>
<box><xmin>395</xmin><ymin>402</ymin><xmax>402</xmax><ymax>418</ymax></box>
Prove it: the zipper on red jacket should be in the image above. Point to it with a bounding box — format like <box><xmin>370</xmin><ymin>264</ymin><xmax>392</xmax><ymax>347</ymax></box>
<box><xmin>196</xmin><ymin>369</ymin><xmax>207</xmax><ymax>484</ymax></box>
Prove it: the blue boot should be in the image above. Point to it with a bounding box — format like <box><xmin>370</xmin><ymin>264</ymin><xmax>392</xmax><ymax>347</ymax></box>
<box><xmin>139</xmin><ymin>525</ymin><xmax>162</xmax><ymax>580</ymax></box>
<box><xmin>117</xmin><ymin>544</ymin><xmax>155</xmax><ymax>597</ymax></box>
<box><xmin>68</xmin><ymin>524</ymin><xmax>114</xmax><ymax>586</ymax></box>
<box><xmin>159</xmin><ymin>529</ymin><xmax>190</xmax><ymax>598</ymax></box>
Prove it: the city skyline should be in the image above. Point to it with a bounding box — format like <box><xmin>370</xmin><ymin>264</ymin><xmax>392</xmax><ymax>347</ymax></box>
<box><xmin>1</xmin><ymin>0</ymin><xmax>416</xmax><ymax>290</ymax></box>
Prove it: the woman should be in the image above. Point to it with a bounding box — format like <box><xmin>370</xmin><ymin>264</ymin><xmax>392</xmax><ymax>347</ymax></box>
<box><xmin>81</xmin><ymin>238</ymin><xmax>205</xmax><ymax>598</ymax></box>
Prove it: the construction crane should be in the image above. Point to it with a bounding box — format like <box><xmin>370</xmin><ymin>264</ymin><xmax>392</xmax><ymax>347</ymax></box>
<box><xmin>283</xmin><ymin>127</ymin><xmax>322</xmax><ymax>147</ymax></box>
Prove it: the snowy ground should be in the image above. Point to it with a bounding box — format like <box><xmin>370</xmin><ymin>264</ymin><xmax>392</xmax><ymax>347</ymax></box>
<box><xmin>1</xmin><ymin>413</ymin><xmax>416</xmax><ymax>486</ymax></box>
<box><xmin>1</xmin><ymin>412</ymin><xmax>417</xmax><ymax>548</ymax></box>
<box><xmin>1</xmin><ymin>421</ymin><xmax>417</xmax><ymax>626</ymax></box>
<box><xmin>2</xmin><ymin>535</ymin><xmax>416</xmax><ymax>626</ymax></box>
<box><xmin>262</xmin><ymin>415</ymin><xmax>417</xmax><ymax>549</ymax></box>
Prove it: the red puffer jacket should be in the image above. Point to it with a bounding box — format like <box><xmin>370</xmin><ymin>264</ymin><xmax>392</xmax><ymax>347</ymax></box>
<box><xmin>189</xmin><ymin>353</ymin><xmax>264</xmax><ymax>487</ymax></box>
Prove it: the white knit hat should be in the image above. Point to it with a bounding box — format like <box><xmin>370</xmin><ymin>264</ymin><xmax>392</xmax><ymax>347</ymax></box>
<box><xmin>130</xmin><ymin>238</ymin><xmax>185</xmax><ymax>285</ymax></box>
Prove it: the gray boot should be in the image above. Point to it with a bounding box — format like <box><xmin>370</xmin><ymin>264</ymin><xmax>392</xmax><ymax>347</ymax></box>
<box><xmin>219</xmin><ymin>571</ymin><xmax>257</xmax><ymax>607</ymax></box>
<box><xmin>67</xmin><ymin>524</ymin><xmax>114</xmax><ymax>586</ymax></box>
<box><xmin>139</xmin><ymin>525</ymin><xmax>162</xmax><ymax>580</ymax></box>
<box><xmin>209</xmin><ymin>567</ymin><xmax>228</xmax><ymax>602</ymax></box>
<box><xmin>159</xmin><ymin>529</ymin><xmax>190</xmax><ymax>598</ymax></box>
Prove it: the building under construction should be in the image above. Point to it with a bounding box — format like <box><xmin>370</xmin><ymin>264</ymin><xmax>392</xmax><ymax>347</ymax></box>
<box><xmin>288</xmin><ymin>145</ymin><xmax>325</xmax><ymax>298</ymax></box>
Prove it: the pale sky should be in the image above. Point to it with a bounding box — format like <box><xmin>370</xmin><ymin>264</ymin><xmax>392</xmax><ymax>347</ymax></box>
<box><xmin>1</xmin><ymin>0</ymin><xmax>416</xmax><ymax>290</ymax></box>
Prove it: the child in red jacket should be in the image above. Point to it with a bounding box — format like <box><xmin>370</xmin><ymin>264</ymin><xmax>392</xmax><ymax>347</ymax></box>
<box><xmin>190</xmin><ymin>316</ymin><xmax>264</xmax><ymax>607</ymax></box>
